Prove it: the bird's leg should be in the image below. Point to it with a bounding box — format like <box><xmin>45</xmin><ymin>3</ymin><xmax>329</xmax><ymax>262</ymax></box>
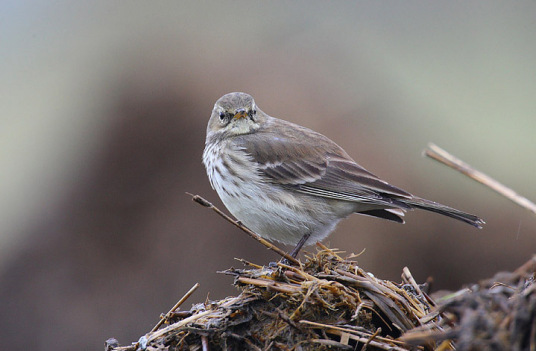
<box><xmin>289</xmin><ymin>233</ymin><xmax>311</xmax><ymax>258</ymax></box>
<box><xmin>271</xmin><ymin>233</ymin><xmax>310</xmax><ymax>266</ymax></box>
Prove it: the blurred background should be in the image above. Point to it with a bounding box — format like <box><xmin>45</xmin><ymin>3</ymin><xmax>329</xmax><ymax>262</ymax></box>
<box><xmin>1</xmin><ymin>1</ymin><xmax>535</xmax><ymax>350</ymax></box>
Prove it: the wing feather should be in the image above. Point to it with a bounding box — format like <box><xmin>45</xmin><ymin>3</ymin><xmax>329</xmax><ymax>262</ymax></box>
<box><xmin>234</xmin><ymin>117</ymin><xmax>412</xmax><ymax>206</ymax></box>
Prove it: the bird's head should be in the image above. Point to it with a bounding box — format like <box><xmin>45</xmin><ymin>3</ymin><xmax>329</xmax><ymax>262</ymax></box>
<box><xmin>207</xmin><ymin>92</ymin><xmax>265</xmax><ymax>137</ymax></box>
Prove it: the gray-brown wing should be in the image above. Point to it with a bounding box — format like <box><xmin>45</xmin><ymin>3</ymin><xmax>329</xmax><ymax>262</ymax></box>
<box><xmin>234</xmin><ymin>118</ymin><xmax>412</xmax><ymax>205</ymax></box>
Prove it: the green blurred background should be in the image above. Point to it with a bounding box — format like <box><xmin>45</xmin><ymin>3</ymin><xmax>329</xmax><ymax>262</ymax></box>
<box><xmin>1</xmin><ymin>2</ymin><xmax>535</xmax><ymax>350</ymax></box>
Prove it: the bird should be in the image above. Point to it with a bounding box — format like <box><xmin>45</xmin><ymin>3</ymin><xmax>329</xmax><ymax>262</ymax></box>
<box><xmin>202</xmin><ymin>92</ymin><xmax>484</xmax><ymax>257</ymax></box>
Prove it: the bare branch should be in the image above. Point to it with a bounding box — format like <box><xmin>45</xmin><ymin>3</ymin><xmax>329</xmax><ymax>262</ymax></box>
<box><xmin>187</xmin><ymin>193</ymin><xmax>300</xmax><ymax>265</ymax></box>
<box><xmin>424</xmin><ymin>143</ymin><xmax>536</xmax><ymax>215</ymax></box>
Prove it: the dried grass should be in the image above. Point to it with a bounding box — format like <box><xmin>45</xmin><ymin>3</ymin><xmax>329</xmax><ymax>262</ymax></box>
<box><xmin>107</xmin><ymin>245</ymin><xmax>536</xmax><ymax>351</ymax></box>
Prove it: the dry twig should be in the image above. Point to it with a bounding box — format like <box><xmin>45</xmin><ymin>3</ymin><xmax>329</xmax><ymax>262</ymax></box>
<box><xmin>187</xmin><ymin>193</ymin><xmax>300</xmax><ymax>265</ymax></box>
<box><xmin>424</xmin><ymin>143</ymin><xmax>536</xmax><ymax>215</ymax></box>
<box><xmin>151</xmin><ymin>283</ymin><xmax>200</xmax><ymax>332</ymax></box>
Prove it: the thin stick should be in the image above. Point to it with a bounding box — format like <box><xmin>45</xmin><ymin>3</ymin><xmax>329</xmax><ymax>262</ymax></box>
<box><xmin>401</xmin><ymin>267</ymin><xmax>423</xmax><ymax>296</ymax></box>
<box><xmin>187</xmin><ymin>193</ymin><xmax>300</xmax><ymax>265</ymax></box>
<box><xmin>151</xmin><ymin>283</ymin><xmax>200</xmax><ymax>332</ymax></box>
<box><xmin>148</xmin><ymin>310</ymin><xmax>212</xmax><ymax>342</ymax></box>
<box><xmin>300</xmin><ymin>320</ymin><xmax>408</xmax><ymax>350</ymax></box>
<box><xmin>424</xmin><ymin>143</ymin><xmax>536</xmax><ymax>215</ymax></box>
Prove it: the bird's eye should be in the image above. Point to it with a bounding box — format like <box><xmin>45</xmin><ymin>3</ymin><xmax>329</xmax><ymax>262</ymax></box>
<box><xmin>219</xmin><ymin>112</ymin><xmax>225</xmax><ymax>120</ymax></box>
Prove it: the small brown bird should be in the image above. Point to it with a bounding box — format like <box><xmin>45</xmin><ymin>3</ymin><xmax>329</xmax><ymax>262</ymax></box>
<box><xmin>203</xmin><ymin>92</ymin><xmax>484</xmax><ymax>257</ymax></box>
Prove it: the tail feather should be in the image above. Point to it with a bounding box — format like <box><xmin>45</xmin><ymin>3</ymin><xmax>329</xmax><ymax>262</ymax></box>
<box><xmin>400</xmin><ymin>197</ymin><xmax>485</xmax><ymax>229</ymax></box>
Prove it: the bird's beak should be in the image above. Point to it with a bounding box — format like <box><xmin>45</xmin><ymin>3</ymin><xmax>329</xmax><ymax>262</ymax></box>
<box><xmin>233</xmin><ymin>109</ymin><xmax>247</xmax><ymax>120</ymax></box>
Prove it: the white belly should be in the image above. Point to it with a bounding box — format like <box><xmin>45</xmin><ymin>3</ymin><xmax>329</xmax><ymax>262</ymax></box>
<box><xmin>202</xmin><ymin>141</ymin><xmax>347</xmax><ymax>245</ymax></box>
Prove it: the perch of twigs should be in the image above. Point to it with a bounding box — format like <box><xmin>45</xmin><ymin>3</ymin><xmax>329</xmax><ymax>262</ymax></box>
<box><xmin>108</xmin><ymin>246</ymin><xmax>443</xmax><ymax>350</ymax></box>
<box><xmin>106</xmin><ymin>248</ymin><xmax>536</xmax><ymax>351</ymax></box>
<box><xmin>424</xmin><ymin>143</ymin><xmax>536</xmax><ymax>215</ymax></box>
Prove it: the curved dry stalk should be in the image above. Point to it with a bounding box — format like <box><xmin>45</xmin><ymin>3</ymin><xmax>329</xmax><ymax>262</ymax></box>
<box><xmin>424</xmin><ymin>143</ymin><xmax>536</xmax><ymax>215</ymax></box>
<box><xmin>188</xmin><ymin>193</ymin><xmax>300</xmax><ymax>265</ymax></box>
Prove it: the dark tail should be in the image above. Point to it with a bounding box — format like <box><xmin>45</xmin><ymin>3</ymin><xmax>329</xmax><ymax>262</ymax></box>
<box><xmin>400</xmin><ymin>197</ymin><xmax>485</xmax><ymax>229</ymax></box>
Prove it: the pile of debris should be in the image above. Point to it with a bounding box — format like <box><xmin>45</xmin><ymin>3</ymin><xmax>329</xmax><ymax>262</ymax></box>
<box><xmin>105</xmin><ymin>246</ymin><xmax>536</xmax><ymax>350</ymax></box>
<box><xmin>402</xmin><ymin>255</ymin><xmax>536</xmax><ymax>350</ymax></box>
